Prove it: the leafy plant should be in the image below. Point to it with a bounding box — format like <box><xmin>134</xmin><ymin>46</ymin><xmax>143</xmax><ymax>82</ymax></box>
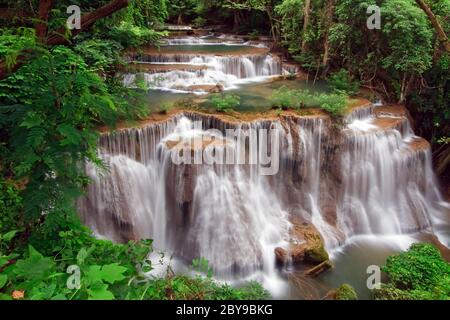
<box><xmin>328</xmin><ymin>69</ymin><xmax>360</xmax><ymax>95</ymax></box>
<box><xmin>374</xmin><ymin>243</ymin><xmax>450</xmax><ymax>300</ymax></box>
<box><xmin>270</xmin><ymin>86</ymin><xmax>348</xmax><ymax>117</ymax></box>
<box><xmin>159</xmin><ymin>103</ymin><xmax>172</xmax><ymax>114</ymax></box>
<box><xmin>192</xmin><ymin>17</ymin><xmax>207</xmax><ymax>28</ymax></box>
<box><xmin>211</xmin><ymin>94</ymin><xmax>240</xmax><ymax>112</ymax></box>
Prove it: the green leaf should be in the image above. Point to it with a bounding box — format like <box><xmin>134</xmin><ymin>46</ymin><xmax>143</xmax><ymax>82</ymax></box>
<box><xmin>0</xmin><ymin>274</ymin><xmax>8</xmax><ymax>289</ymax></box>
<box><xmin>85</xmin><ymin>265</ymin><xmax>103</xmax><ymax>284</ymax></box>
<box><xmin>20</xmin><ymin>115</ymin><xmax>43</xmax><ymax>129</ymax></box>
<box><xmin>2</xmin><ymin>230</ymin><xmax>19</xmax><ymax>242</ymax></box>
<box><xmin>14</xmin><ymin>246</ymin><xmax>55</xmax><ymax>281</ymax></box>
<box><xmin>0</xmin><ymin>293</ymin><xmax>12</xmax><ymax>300</ymax></box>
<box><xmin>85</xmin><ymin>263</ymin><xmax>127</xmax><ymax>285</ymax></box>
<box><xmin>76</xmin><ymin>248</ymin><xmax>88</xmax><ymax>265</ymax></box>
<box><xmin>88</xmin><ymin>283</ymin><xmax>115</xmax><ymax>300</ymax></box>
<box><xmin>100</xmin><ymin>263</ymin><xmax>127</xmax><ymax>284</ymax></box>
<box><xmin>57</xmin><ymin>124</ymin><xmax>82</xmax><ymax>146</ymax></box>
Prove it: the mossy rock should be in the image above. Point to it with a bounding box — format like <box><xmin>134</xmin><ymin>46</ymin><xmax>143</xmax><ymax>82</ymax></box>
<box><xmin>335</xmin><ymin>284</ymin><xmax>358</xmax><ymax>300</ymax></box>
<box><xmin>304</xmin><ymin>244</ymin><xmax>329</xmax><ymax>264</ymax></box>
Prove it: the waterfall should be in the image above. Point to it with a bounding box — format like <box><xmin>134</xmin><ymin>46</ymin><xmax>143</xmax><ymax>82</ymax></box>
<box><xmin>78</xmin><ymin>105</ymin><xmax>450</xmax><ymax>284</ymax></box>
<box><xmin>124</xmin><ymin>54</ymin><xmax>282</xmax><ymax>92</ymax></box>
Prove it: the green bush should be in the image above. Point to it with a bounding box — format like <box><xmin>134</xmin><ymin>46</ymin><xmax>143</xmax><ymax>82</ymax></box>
<box><xmin>159</xmin><ymin>103</ymin><xmax>172</xmax><ymax>114</ymax></box>
<box><xmin>0</xmin><ymin>213</ymin><xmax>269</xmax><ymax>301</ymax></box>
<box><xmin>270</xmin><ymin>87</ymin><xmax>348</xmax><ymax>117</ymax></box>
<box><xmin>335</xmin><ymin>284</ymin><xmax>358</xmax><ymax>300</ymax></box>
<box><xmin>211</xmin><ymin>94</ymin><xmax>240</xmax><ymax>112</ymax></box>
<box><xmin>373</xmin><ymin>243</ymin><xmax>450</xmax><ymax>300</ymax></box>
<box><xmin>328</xmin><ymin>69</ymin><xmax>360</xmax><ymax>96</ymax></box>
<box><xmin>110</xmin><ymin>22</ymin><xmax>166</xmax><ymax>48</ymax></box>
<box><xmin>270</xmin><ymin>86</ymin><xmax>303</xmax><ymax>109</ymax></box>
<box><xmin>192</xmin><ymin>17</ymin><xmax>207</xmax><ymax>28</ymax></box>
<box><xmin>311</xmin><ymin>92</ymin><xmax>348</xmax><ymax>118</ymax></box>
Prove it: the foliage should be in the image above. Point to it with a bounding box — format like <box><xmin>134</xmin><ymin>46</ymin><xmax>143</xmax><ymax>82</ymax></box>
<box><xmin>109</xmin><ymin>21</ymin><xmax>165</xmax><ymax>48</ymax></box>
<box><xmin>211</xmin><ymin>94</ymin><xmax>240</xmax><ymax>112</ymax></box>
<box><xmin>373</xmin><ymin>243</ymin><xmax>450</xmax><ymax>300</ymax></box>
<box><xmin>270</xmin><ymin>86</ymin><xmax>348</xmax><ymax>117</ymax></box>
<box><xmin>335</xmin><ymin>283</ymin><xmax>358</xmax><ymax>300</ymax></box>
<box><xmin>0</xmin><ymin>46</ymin><xmax>120</xmax><ymax>221</ymax></box>
<box><xmin>312</xmin><ymin>92</ymin><xmax>348</xmax><ymax>118</ymax></box>
<box><xmin>193</xmin><ymin>17</ymin><xmax>208</xmax><ymax>28</ymax></box>
<box><xmin>0</xmin><ymin>214</ymin><xmax>269</xmax><ymax>300</ymax></box>
<box><xmin>270</xmin><ymin>86</ymin><xmax>305</xmax><ymax>109</ymax></box>
<box><xmin>0</xmin><ymin>28</ymin><xmax>37</xmax><ymax>69</ymax></box>
<box><xmin>328</xmin><ymin>69</ymin><xmax>360</xmax><ymax>95</ymax></box>
<box><xmin>159</xmin><ymin>103</ymin><xmax>172</xmax><ymax>114</ymax></box>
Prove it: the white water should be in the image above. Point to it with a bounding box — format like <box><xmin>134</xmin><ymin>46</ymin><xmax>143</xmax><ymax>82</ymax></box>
<box><xmin>81</xmin><ymin>35</ymin><xmax>449</xmax><ymax>295</ymax></box>
<box><xmin>79</xmin><ymin>105</ymin><xmax>450</xmax><ymax>277</ymax></box>
<box><xmin>124</xmin><ymin>54</ymin><xmax>281</xmax><ymax>93</ymax></box>
<box><xmin>163</xmin><ymin>36</ymin><xmax>268</xmax><ymax>48</ymax></box>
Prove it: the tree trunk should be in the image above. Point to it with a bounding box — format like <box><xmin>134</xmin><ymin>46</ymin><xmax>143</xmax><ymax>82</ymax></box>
<box><xmin>322</xmin><ymin>0</ymin><xmax>334</xmax><ymax>74</ymax></box>
<box><xmin>301</xmin><ymin>0</ymin><xmax>311</xmax><ymax>53</ymax></box>
<box><xmin>415</xmin><ymin>0</ymin><xmax>450</xmax><ymax>54</ymax></box>
<box><xmin>0</xmin><ymin>0</ymin><xmax>130</xmax><ymax>80</ymax></box>
<box><xmin>266</xmin><ymin>8</ymin><xmax>278</xmax><ymax>43</ymax></box>
<box><xmin>47</xmin><ymin>0</ymin><xmax>129</xmax><ymax>45</ymax></box>
<box><xmin>35</xmin><ymin>0</ymin><xmax>53</xmax><ymax>42</ymax></box>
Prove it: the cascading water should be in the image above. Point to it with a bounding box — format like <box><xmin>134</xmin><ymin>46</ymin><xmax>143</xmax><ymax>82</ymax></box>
<box><xmin>79</xmin><ymin>104</ymin><xmax>450</xmax><ymax>286</ymax></box>
<box><xmin>81</xmin><ymin>32</ymin><xmax>450</xmax><ymax>295</ymax></box>
<box><xmin>124</xmin><ymin>54</ymin><xmax>282</xmax><ymax>93</ymax></box>
<box><xmin>122</xmin><ymin>34</ymin><xmax>289</xmax><ymax>93</ymax></box>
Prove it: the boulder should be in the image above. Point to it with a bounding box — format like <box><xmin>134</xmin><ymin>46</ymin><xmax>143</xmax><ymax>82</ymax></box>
<box><xmin>274</xmin><ymin>219</ymin><xmax>330</xmax><ymax>266</ymax></box>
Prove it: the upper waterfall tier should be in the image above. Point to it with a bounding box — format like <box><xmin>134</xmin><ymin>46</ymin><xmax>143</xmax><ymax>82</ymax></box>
<box><xmin>79</xmin><ymin>104</ymin><xmax>450</xmax><ymax>278</ymax></box>
<box><xmin>123</xmin><ymin>36</ymin><xmax>297</xmax><ymax>93</ymax></box>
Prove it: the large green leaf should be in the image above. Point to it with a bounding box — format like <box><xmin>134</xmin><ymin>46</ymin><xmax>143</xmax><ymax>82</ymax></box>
<box><xmin>88</xmin><ymin>283</ymin><xmax>114</xmax><ymax>300</ymax></box>
<box><xmin>100</xmin><ymin>263</ymin><xmax>128</xmax><ymax>284</ymax></box>
<box><xmin>85</xmin><ymin>263</ymin><xmax>127</xmax><ymax>285</ymax></box>
<box><xmin>0</xmin><ymin>274</ymin><xmax>8</xmax><ymax>289</ymax></box>
<box><xmin>14</xmin><ymin>246</ymin><xmax>55</xmax><ymax>281</ymax></box>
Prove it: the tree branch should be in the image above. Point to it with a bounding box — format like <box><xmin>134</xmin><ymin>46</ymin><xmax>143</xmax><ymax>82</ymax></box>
<box><xmin>47</xmin><ymin>0</ymin><xmax>129</xmax><ymax>46</ymax></box>
<box><xmin>0</xmin><ymin>0</ymin><xmax>130</xmax><ymax>80</ymax></box>
<box><xmin>415</xmin><ymin>0</ymin><xmax>450</xmax><ymax>54</ymax></box>
<box><xmin>35</xmin><ymin>0</ymin><xmax>54</xmax><ymax>41</ymax></box>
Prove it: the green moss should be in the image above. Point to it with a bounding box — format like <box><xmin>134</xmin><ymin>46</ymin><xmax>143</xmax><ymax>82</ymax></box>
<box><xmin>335</xmin><ymin>284</ymin><xmax>358</xmax><ymax>300</ymax></box>
<box><xmin>305</xmin><ymin>245</ymin><xmax>329</xmax><ymax>264</ymax></box>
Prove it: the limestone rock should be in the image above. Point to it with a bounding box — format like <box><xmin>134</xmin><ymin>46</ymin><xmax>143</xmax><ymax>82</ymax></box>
<box><xmin>274</xmin><ymin>218</ymin><xmax>329</xmax><ymax>266</ymax></box>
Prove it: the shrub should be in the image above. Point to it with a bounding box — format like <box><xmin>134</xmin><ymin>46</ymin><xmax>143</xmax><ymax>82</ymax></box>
<box><xmin>0</xmin><ymin>213</ymin><xmax>269</xmax><ymax>301</ymax></box>
<box><xmin>159</xmin><ymin>103</ymin><xmax>172</xmax><ymax>114</ymax></box>
<box><xmin>192</xmin><ymin>17</ymin><xmax>207</xmax><ymax>28</ymax></box>
<box><xmin>311</xmin><ymin>92</ymin><xmax>348</xmax><ymax>118</ymax></box>
<box><xmin>110</xmin><ymin>22</ymin><xmax>166</xmax><ymax>48</ymax></box>
<box><xmin>270</xmin><ymin>87</ymin><xmax>348</xmax><ymax>117</ymax></box>
<box><xmin>328</xmin><ymin>69</ymin><xmax>360</xmax><ymax>95</ymax></box>
<box><xmin>335</xmin><ymin>284</ymin><xmax>358</xmax><ymax>300</ymax></box>
<box><xmin>211</xmin><ymin>94</ymin><xmax>240</xmax><ymax>112</ymax></box>
<box><xmin>270</xmin><ymin>86</ymin><xmax>308</xmax><ymax>109</ymax></box>
<box><xmin>373</xmin><ymin>243</ymin><xmax>450</xmax><ymax>300</ymax></box>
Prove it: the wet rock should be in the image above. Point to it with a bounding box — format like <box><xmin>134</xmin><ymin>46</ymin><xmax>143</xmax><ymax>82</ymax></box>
<box><xmin>305</xmin><ymin>244</ymin><xmax>329</xmax><ymax>264</ymax></box>
<box><xmin>274</xmin><ymin>219</ymin><xmax>329</xmax><ymax>266</ymax></box>
<box><xmin>304</xmin><ymin>260</ymin><xmax>332</xmax><ymax>277</ymax></box>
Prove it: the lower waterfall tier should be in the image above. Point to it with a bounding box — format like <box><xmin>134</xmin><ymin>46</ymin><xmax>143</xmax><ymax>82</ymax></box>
<box><xmin>78</xmin><ymin>104</ymin><xmax>450</xmax><ymax>280</ymax></box>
